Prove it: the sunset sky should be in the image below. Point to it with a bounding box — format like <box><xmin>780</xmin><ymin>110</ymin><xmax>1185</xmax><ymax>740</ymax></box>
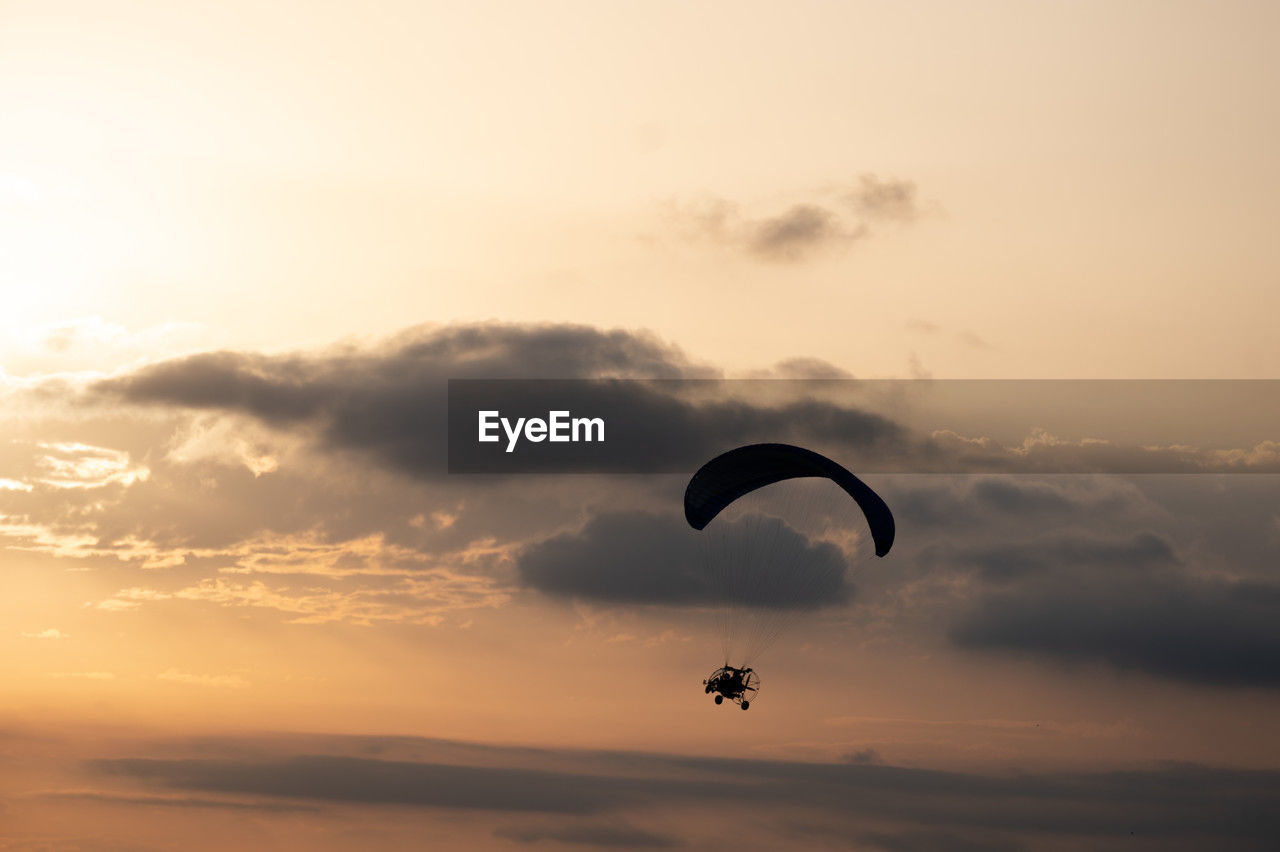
<box><xmin>3</xmin><ymin>1</ymin><xmax>1279</xmax><ymax>849</ymax></box>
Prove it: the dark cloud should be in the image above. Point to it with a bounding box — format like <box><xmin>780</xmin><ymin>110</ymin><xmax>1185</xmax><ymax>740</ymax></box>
<box><xmin>952</xmin><ymin>572</ymin><xmax>1280</xmax><ymax>689</ymax></box>
<box><xmin>89</xmin><ymin>326</ymin><xmax>1280</xmax><ymax>476</ymax></box>
<box><xmin>91</xmin><ymin>755</ymin><xmax>631</xmax><ymax>814</ymax></box>
<box><xmin>968</xmin><ymin>478</ymin><xmax>1075</xmax><ymax>516</ymax></box>
<box><xmin>849</xmin><ymin>829</ymin><xmax>1023</xmax><ymax>852</ymax></box>
<box><xmin>89</xmin><ymin>734</ymin><xmax>1280</xmax><ymax>850</ymax></box>
<box><xmin>928</xmin><ymin>525</ymin><xmax>1280</xmax><ymax>689</ymax></box>
<box><xmin>848</xmin><ymin>174</ymin><xmax>923</xmax><ymax>222</ymax></box>
<box><xmin>96</xmin><ymin>324</ymin><xmax>707</xmax><ymax>415</ymax></box>
<box><xmin>843</xmin><ymin>747</ymin><xmax>883</xmax><ymax>765</ymax></box>
<box><xmin>814</xmin><ymin>474</ymin><xmax>1280</xmax><ymax>693</ymax></box>
<box><xmin>947</xmin><ymin>531</ymin><xmax>1178</xmax><ymax>582</ymax></box>
<box><xmin>38</xmin><ymin>791</ymin><xmax>318</xmax><ymax>812</ymax></box>
<box><xmin>923</xmin><ymin>430</ymin><xmax>1280</xmax><ymax>474</ymax></box>
<box><xmin>516</xmin><ymin>511</ymin><xmax>851</xmax><ymax>608</ymax></box>
<box><xmin>93</xmin><ymin>324</ymin><xmax>912</xmax><ymax>479</ymax></box>
<box><xmin>886</xmin><ymin>476</ymin><xmax>1133</xmax><ymax>533</ymax></box>
<box><xmin>746</xmin><ymin>204</ymin><xmax>865</xmax><ymax>261</ymax></box>
<box><xmin>495</xmin><ymin>822</ymin><xmax>679</xmax><ymax>847</ymax></box>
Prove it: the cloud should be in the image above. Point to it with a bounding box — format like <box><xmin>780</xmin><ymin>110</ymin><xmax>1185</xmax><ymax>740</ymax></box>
<box><xmin>157</xmin><ymin>669</ymin><xmax>249</xmax><ymax>689</ymax></box>
<box><xmin>925</xmin><ymin>428</ymin><xmax>1280</xmax><ymax>474</ymax></box>
<box><xmin>842</xmin><ymin>473</ymin><xmax>1280</xmax><ymax>696</ymax></box>
<box><xmin>90</xmin><ymin>534</ymin><xmax>513</xmax><ymax>625</ymax></box>
<box><xmin>494</xmin><ymin>822</ymin><xmax>679</xmax><ymax>847</ymax></box>
<box><xmin>837</xmin><ymin>828</ymin><xmax>1023</xmax><ymax>852</ymax></box>
<box><xmin>884</xmin><ymin>476</ymin><xmax>1141</xmax><ymax>539</ymax></box>
<box><xmin>904</xmin><ymin>319</ymin><xmax>941</xmax><ymax>334</ymax></box>
<box><xmin>848</xmin><ymin>174</ymin><xmax>924</xmax><ymax>223</ymax></box>
<box><xmin>516</xmin><ymin>511</ymin><xmax>851</xmax><ymax>608</ymax></box>
<box><xmin>91</xmin><ymin>755</ymin><xmax>640</xmax><ymax>814</ymax></box>
<box><xmin>967</xmin><ymin>478</ymin><xmax>1075</xmax><ymax>515</ymax></box>
<box><xmin>85</xmin><ymin>326</ymin><xmax>1280</xmax><ymax>481</ymax></box>
<box><xmin>945</xmin><ymin>531</ymin><xmax>1178</xmax><ymax>582</ymax></box>
<box><xmin>92</xmin><ymin>325</ymin><xmax>705</xmax><ymax>471</ymax></box>
<box><xmin>20</xmin><ymin>323</ymin><xmax>1280</xmax><ymax>689</ymax></box>
<box><xmin>922</xmin><ymin>524</ymin><xmax>1280</xmax><ymax>689</ymax></box>
<box><xmin>844</xmin><ymin>747</ymin><xmax>883</xmax><ymax>765</ymax></box>
<box><xmin>21</xmin><ymin>627</ymin><xmax>64</xmax><ymax>639</ymax></box>
<box><xmin>956</xmin><ymin>330</ymin><xmax>992</xmax><ymax>349</ymax></box>
<box><xmin>92</xmin><ymin>324</ymin><xmax>912</xmax><ymax>479</ymax></box>
<box><xmin>952</xmin><ymin>571</ymin><xmax>1280</xmax><ymax>689</ymax></box>
<box><xmin>745</xmin><ymin>204</ymin><xmax>866</xmax><ymax>261</ymax></box>
<box><xmin>746</xmin><ymin>357</ymin><xmax>855</xmax><ymax>380</ymax></box>
<box><xmin>904</xmin><ymin>319</ymin><xmax>992</xmax><ymax>350</ymax></box>
<box><xmin>165</xmin><ymin>415</ymin><xmax>281</xmax><ymax>476</ymax></box>
<box><xmin>87</xmin><ymin>733</ymin><xmax>1280</xmax><ymax>849</ymax></box>
<box><xmin>667</xmin><ymin>173</ymin><xmax>925</xmax><ymax>263</ymax></box>
<box><xmin>37</xmin><ymin>791</ymin><xmax>318</xmax><ymax>813</ymax></box>
<box><xmin>0</xmin><ymin>316</ymin><xmax>209</xmax><ymax>377</ymax></box>
<box><xmin>31</xmin><ymin>442</ymin><xmax>148</xmax><ymax>490</ymax></box>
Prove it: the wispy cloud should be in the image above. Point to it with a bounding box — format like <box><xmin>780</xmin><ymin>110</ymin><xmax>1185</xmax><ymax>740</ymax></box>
<box><xmin>90</xmin><ymin>533</ymin><xmax>513</xmax><ymax>626</ymax></box>
<box><xmin>847</xmin><ymin>174</ymin><xmax>925</xmax><ymax>223</ymax></box>
<box><xmin>667</xmin><ymin>173</ymin><xmax>928</xmax><ymax>263</ymax></box>
<box><xmin>85</xmin><ymin>732</ymin><xmax>1280</xmax><ymax>849</ymax></box>
<box><xmin>157</xmin><ymin>669</ymin><xmax>249</xmax><ymax>689</ymax></box>
<box><xmin>21</xmin><ymin>627</ymin><xmax>65</xmax><ymax>639</ymax></box>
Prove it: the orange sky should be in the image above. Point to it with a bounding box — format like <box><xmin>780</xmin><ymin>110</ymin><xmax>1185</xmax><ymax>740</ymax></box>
<box><xmin>3</xmin><ymin>0</ymin><xmax>1278</xmax><ymax>379</ymax></box>
<box><xmin>2</xmin><ymin>2</ymin><xmax>1279</xmax><ymax>849</ymax></box>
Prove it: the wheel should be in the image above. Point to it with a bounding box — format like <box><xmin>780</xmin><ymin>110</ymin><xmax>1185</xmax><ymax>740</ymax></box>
<box><xmin>714</xmin><ymin>695</ymin><xmax>723</xmax><ymax>705</ymax></box>
<box><xmin>741</xmin><ymin>701</ymin><xmax>750</xmax><ymax>710</ymax></box>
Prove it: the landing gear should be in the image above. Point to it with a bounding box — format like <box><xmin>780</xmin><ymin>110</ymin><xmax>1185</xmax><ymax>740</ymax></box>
<box><xmin>703</xmin><ymin>665</ymin><xmax>761</xmax><ymax>710</ymax></box>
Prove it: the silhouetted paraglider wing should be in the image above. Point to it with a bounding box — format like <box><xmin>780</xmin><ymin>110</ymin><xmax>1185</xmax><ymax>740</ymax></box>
<box><xmin>683</xmin><ymin>443</ymin><xmax>895</xmax><ymax>557</ymax></box>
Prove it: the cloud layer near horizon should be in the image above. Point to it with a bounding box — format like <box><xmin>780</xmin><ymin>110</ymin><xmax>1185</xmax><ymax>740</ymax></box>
<box><xmin>76</xmin><ymin>731</ymin><xmax>1280</xmax><ymax>850</ymax></box>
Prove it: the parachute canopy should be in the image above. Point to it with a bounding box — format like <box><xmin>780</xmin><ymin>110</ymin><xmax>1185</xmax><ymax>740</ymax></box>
<box><xmin>684</xmin><ymin>443</ymin><xmax>895</xmax><ymax>557</ymax></box>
